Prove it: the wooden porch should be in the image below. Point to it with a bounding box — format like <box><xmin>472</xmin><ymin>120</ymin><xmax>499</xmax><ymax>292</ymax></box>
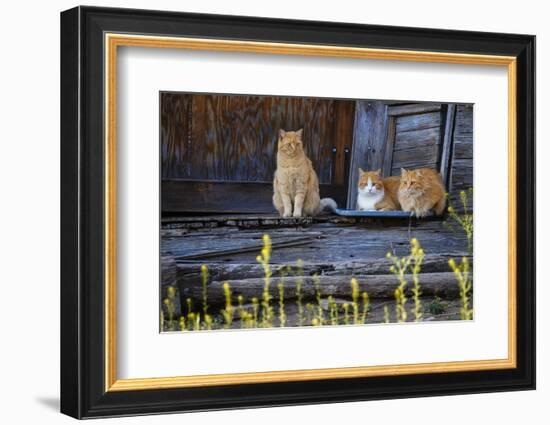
<box><xmin>161</xmin><ymin>213</ymin><xmax>470</xmax><ymax>326</ymax></box>
<box><xmin>159</xmin><ymin>93</ymin><xmax>474</xmax><ymax>328</ymax></box>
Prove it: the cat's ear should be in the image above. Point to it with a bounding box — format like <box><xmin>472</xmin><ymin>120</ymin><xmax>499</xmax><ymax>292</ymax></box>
<box><xmin>375</xmin><ymin>168</ymin><xmax>381</xmax><ymax>176</ymax></box>
<box><xmin>415</xmin><ymin>169</ymin><xmax>423</xmax><ymax>177</ymax></box>
<box><xmin>279</xmin><ymin>129</ymin><xmax>286</xmax><ymax>139</ymax></box>
<box><xmin>358</xmin><ymin>167</ymin><xmax>365</xmax><ymax>175</ymax></box>
<box><xmin>296</xmin><ymin>128</ymin><xmax>304</xmax><ymax>139</ymax></box>
<box><xmin>401</xmin><ymin>168</ymin><xmax>407</xmax><ymax>176</ymax></box>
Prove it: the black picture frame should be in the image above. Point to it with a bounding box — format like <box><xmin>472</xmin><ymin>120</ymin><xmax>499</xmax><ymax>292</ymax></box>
<box><xmin>60</xmin><ymin>5</ymin><xmax>535</xmax><ymax>419</ymax></box>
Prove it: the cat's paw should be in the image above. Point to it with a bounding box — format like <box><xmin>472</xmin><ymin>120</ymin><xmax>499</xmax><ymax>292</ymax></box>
<box><xmin>292</xmin><ymin>211</ymin><xmax>303</xmax><ymax>218</ymax></box>
<box><xmin>414</xmin><ymin>209</ymin><xmax>430</xmax><ymax>218</ymax></box>
<box><xmin>282</xmin><ymin>211</ymin><xmax>292</xmax><ymax>218</ymax></box>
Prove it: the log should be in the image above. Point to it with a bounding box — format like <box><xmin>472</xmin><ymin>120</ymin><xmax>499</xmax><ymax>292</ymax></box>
<box><xmin>161</xmin><ymin>255</ymin><xmax>178</xmax><ymax>287</ymax></box>
<box><xmin>165</xmin><ymin>220</ymin><xmax>469</xmax><ymax>265</ymax></box>
<box><xmin>177</xmin><ymin>254</ymin><xmax>471</xmax><ymax>282</ymax></box>
<box><xmin>176</xmin><ymin>234</ymin><xmax>322</xmax><ymax>261</ymax></box>
<box><xmin>178</xmin><ymin>272</ymin><xmax>463</xmax><ymax>304</ymax></box>
<box><xmin>160</xmin><ymin>255</ymin><xmax>181</xmax><ymax>317</ymax></box>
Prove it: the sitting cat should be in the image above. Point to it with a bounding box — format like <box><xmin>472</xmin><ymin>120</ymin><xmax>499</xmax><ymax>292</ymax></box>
<box><xmin>356</xmin><ymin>168</ymin><xmax>400</xmax><ymax>211</ymax></box>
<box><xmin>273</xmin><ymin>129</ymin><xmax>337</xmax><ymax>217</ymax></box>
<box><xmin>398</xmin><ymin>167</ymin><xmax>446</xmax><ymax>217</ymax></box>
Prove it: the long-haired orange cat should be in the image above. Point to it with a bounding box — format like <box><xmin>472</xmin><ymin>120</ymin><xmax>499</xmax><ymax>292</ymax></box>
<box><xmin>273</xmin><ymin>129</ymin><xmax>336</xmax><ymax>217</ymax></box>
<box><xmin>356</xmin><ymin>168</ymin><xmax>400</xmax><ymax>211</ymax></box>
<box><xmin>398</xmin><ymin>168</ymin><xmax>446</xmax><ymax>217</ymax></box>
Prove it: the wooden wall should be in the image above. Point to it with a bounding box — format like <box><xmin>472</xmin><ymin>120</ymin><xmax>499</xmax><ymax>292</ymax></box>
<box><xmin>161</xmin><ymin>93</ymin><xmax>354</xmax><ymax>184</ymax></box>
<box><xmin>346</xmin><ymin>102</ymin><xmax>472</xmax><ymax>209</ymax></box>
<box><xmin>161</xmin><ymin>93</ymin><xmax>473</xmax><ymax>214</ymax></box>
<box><xmin>389</xmin><ymin>106</ymin><xmax>443</xmax><ymax>175</ymax></box>
<box><xmin>448</xmin><ymin>104</ymin><xmax>473</xmax><ymax>198</ymax></box>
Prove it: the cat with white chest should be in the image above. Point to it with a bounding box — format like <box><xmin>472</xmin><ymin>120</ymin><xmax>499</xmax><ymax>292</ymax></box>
<box><xmin>356</xmin><ymin>168</ymin><xmax>400</xmax><ymax>211</ymax></box>
<box><xmin>273</xmin><ymin>129</ymin><xmax>337</xmax><ymax>217</ymax></box>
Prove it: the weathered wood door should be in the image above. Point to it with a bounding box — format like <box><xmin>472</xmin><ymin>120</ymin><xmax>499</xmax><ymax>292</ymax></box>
<box><xmin>161</xmin><ymin>93</ymin><xmax>355</xmax><ymax>213</ymax></box>
<box><xmin>347</xmin><ymin>102</ymin><xmax>472</xmax><ymax>208</ymax></box>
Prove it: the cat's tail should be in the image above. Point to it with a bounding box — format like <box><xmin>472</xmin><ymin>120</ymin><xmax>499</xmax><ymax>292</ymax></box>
<box><xmin>319</xmin><ymin>198</ymin><xmax>338</xmax><ymax>213</ymax></box>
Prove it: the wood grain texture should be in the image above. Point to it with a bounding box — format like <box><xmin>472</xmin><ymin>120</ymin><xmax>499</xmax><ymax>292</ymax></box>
<box><xmin>453</xmin><ymin>141</ymin><xmax>473</xmax><ymax>158</ymax></box>
<box><xmin>162</xmin><ymin>180</ymin><xmax>346</xmax><ymax>213</ymax></box>
<box><xmin>181</xmin><ymin>272</ymin><xmax>462</xmax><ymax>304</ymax></box>
<box><xmin>163</xmin><ymin>219</ymin><xmax>470</xmax><ymax>307</ymax></box>
<box><xmin>161</xmin><ymin>93</ymin><xmax>193</xmax><ymax>179</ymax></box>
<box><xmin>440</xmin><ymin>105</ymin><xmax>457</xmax><ymax>187</ymax></box>
<box><xmin>395</xmin><ymin>111</ymin><xmax>441</xmax><ymax>132</ymax></box>
<box><xmin>384</xmin><ymin>106</ymin><xmax>443</xmax><ymax>176</ymax></box>
<box><xmin>346</xmin><ymin>101</ymin><xmax>388</xmax><ymax>208</ymax></box>
<box><xmin>161</xmin><ymin>94</ymin><xmax>472</xmax><ymax>213</ymax></box>
<box><xmin>449</xmin><ymin>104</ymin><xmax>474</xmax><ymax>197</ymax></box>
<box><xmin>393</xmin><ymin>126</ymin><xmax>440</xmax><ymax>151</ymax></box>
<box><xmin>332</xmin><ymin>101</ymin><xmax>356</xmax><ymax>184</ymax></box>
<box><xmin>164</xmin><ymin>220</ymin><xmax>469</xmax><ymax>265</ymax></box>
<box><xmin>387</xmin><ymin>103</ymin><xmax>442</xmax><ymax>116</ymax></box>
<box><xmin>175</xmin><ymin>253</ymin><xmax>468</xmax><ymax>281</ymax></box>
<box><xmin>382</xmin><ymin>116</ymin><xmax>397</xmax><ymax>176</ymax></box>
<box><xmin>161</xmin><ymin>93</ymin><xmax>354</xmax><ymax>184</ymax></box>
<box><xmin>392</xmin><ymin>145</ymin><xmax>440</xmax><ymax>168</ymax></box>
<box><xmin>392</xmin><ymin>110</ymin><xmax>443</xmax><ymax>173</ymax></box>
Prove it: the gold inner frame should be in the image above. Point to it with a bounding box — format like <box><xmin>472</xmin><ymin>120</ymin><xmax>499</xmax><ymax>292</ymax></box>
<box><xmin>104</xmin><ymin>33</ymin><xmax>517</xmax><ymax>392</ymax></box>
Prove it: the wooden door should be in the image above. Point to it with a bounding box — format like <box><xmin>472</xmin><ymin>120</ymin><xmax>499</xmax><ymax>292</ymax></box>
<box><xmin>161</xmin><ymin>93</ymin><xmax>355</xmax><ymax>214</ymax></box>
<box><xmin>347</xmin><ymin>102</ymin><xmax>465</xmax><ymax>209</ymax></box>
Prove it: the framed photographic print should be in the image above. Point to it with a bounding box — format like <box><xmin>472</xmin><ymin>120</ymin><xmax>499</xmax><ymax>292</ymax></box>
<box><xmin>60</xmin><ymin>6</ymin><xmax>535</xmax><ymax>419</ymax></box>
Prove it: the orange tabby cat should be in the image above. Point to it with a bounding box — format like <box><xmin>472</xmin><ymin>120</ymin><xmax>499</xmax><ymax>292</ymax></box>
<box><xmin>273</xmin><ymin>129</ymin><xmax>337</xmax><ymax>217</ymax></box>
<box><xmin>398</xmin><ymin>168</ymin><xmax>446</xmax><ymax>217</ymax></box>
<box><xmin>356</xmin><ymin>168</ymin><xmax>400</xmax><ymax>211</ymax></box>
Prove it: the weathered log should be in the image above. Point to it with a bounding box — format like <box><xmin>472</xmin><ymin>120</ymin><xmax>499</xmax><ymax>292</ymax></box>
<box><xmin>177</xmin><ymin>254</ymin><xmax>471</xmax><ymax>282</ymax></box>
<box><xmin>178</xmin><ymin>272</ymin><xmax>462</xmax><ymax>304</ymax></box>
<box><xmin>161</xmin><ymin>255</ymin><xmax>178</xmax><ymax>287</ymax></box>
<box><xmin>160</xmin><ymin>255</ymin><xmax>181</xmax><ymax>317</ymax></box>
<box><xmin>174</xmin><ymin>233</ymin><xmax>324</xmax><ymax>261</ymax></box>
<box><xmin>164</xmin><ymin>219</ymin><xmax>469</xmax><ymax>265</ymax></box>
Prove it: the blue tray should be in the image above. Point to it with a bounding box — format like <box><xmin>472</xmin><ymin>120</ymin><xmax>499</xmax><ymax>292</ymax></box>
<box><xmin>334</xmin><ymin>208</ymin><xmax>412</xmax><ymax>218</ymax></box>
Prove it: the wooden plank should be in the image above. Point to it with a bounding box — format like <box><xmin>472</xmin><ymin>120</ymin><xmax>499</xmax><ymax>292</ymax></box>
<box><xmin>161</xmin><ymin>255</ymin><xmax>181</xmax><ymax>316</ymax></box>
<box><xmin>393</xmin><ymin>127</ymin><xmax>440</xmax><ymax>151</ymax></box>
<box><xmin>162</xmin><ymin>180</ymin><xmax>347</xmax><ymax>213</ymax></box>
<box><xmin>332</xmin><ymin>100</ymin><xmax>356</xmax><ymax>184</ymax></box>
<box><xmin>387</xmin><ymin>103</ymin><xmax>442</xmax><ymax>116</ymax></box>
<box><xmin>164</xmin><ymin>220</ymin><xmax>469</xmax><ymax>266</ymax></box>
<box><xmin>180</xmin><ymin>272</ymin><xmax>462</xmax><ymax>304</ymax></box>
<box><xmin>346</xmin><ymin>101</ymin><xmax>388</xmax><ymax>209</ymax></box>
<box><xmin>440</xmin><ymin>105</ymin><xmax>456</xmax><ymax>188</ymax></box>
<box><xmin>177</xmin><ymin>254</ymin><xmax>471</xmax><ymax>282</ymax></box>
<box><xmin>160</xmin><ymin>93</ymin><xmax>193</xmax><ymax>179</ymax></box>
<box><xmin>176</xmin><ymin>234</ymin><xmax>322</xmax><ymax>261</ymax></box>
<box><xmin>160</xmin><ymin>93</ymin><xmax>352</xmax><ymax>184</ymax></box>
<box><xmin>450</xmin><ymin>159</ymin><xmax>473</xmax><ymax>189</ymax></box>
<box><xmin>454</xmin><ymin>104</ymin><xmax>473</xmax><ymax>134</ymax></box>
<box><xmin>395</xmin><ymin>112</ymin><xmax>441</xmax><ymax>133</ymax></box>
<box><xmin>391</xmin><ymin>145</ymin><xmax>440</xmax><ymax>169</ymax></box>
<box><xmin>163</xmin><ymin>180</ymin><xmax>272</xmax><ymax>213</ymax></box>
<box><xmin>453</xmin><ymin>141</ymin><xmax>473</xmax><ymax>159</ymax></box>
<box><xmin>381</xmin><ymin>116</ymin><xmax>397</xmax><ymax>176</ymax></box>
<box><xmin>449</xmin><ymin>105</ymin><xmax>473</xmax><ymax>196</ymax></box>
